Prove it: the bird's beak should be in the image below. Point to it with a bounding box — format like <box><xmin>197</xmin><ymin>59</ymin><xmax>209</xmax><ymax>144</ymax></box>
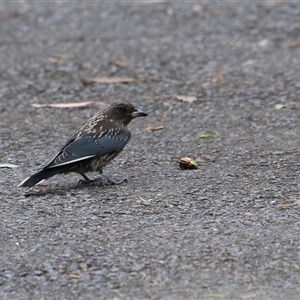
<box><xmin>131</xmin><ymin>108</ymin><xmax>148</xmax><ymax>118</ymax></box>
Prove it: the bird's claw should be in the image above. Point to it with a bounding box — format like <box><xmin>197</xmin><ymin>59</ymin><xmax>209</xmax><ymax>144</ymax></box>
<box><xmin>109</xmin><ymin>178</ymin><xmax>128</xmax><ymax>185</ymax></box>
<box><xmin>78</xmin><ymin>173</ymin><xmax>127</xmax><ymax>186</ymax></box>
<box><xmin>78</xmin><ymin>176</ymin><xmax>97</xmax><ymax>185</ymax></box>
<box><xmin>101</xmin><ymin>173</ymin><xmax>128</xmax><ymax>185</ymax></box>
<box><xmin>78</xmin><ymin>179</ymin><xmax>89</xmax><ymax>185</ymax></box>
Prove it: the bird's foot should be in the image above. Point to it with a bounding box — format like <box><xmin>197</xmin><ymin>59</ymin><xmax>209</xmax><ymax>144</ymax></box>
<box><xmin>78</xmin><ymin>179</ymin><xmax>94</xmax><ymax>185</ymax></box>
<box><xmin>101</xmin><ymin>173</ymin><xmax>128</xmax><ymax>185</ymax></box>
<box><xmin>77</xmin><ymin>174</ymin><xmax>97</xmax><ymax>185</ymax></box>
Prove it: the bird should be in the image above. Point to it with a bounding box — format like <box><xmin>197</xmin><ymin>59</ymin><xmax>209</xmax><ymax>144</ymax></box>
<box><xmin>19</xmin><ymin>101</ymin><xmax>148</xmax><ymax>188</ymax></box>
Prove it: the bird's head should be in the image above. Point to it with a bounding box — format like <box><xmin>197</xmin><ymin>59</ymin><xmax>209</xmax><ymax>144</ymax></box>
<box><xmin>106</xmin><ymin>102</ymin><xmax>148</xmax><ymax>126</ymax></box>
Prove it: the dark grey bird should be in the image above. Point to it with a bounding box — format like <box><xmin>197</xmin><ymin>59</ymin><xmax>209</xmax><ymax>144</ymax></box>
<box><xmin>19</xmin><ymin>101</ymin><xmax>147</xmax><ymax>188</ymax></box>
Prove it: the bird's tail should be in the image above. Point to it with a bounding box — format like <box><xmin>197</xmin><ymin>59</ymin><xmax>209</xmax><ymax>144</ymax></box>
<box><xmin>19</xmin><ymin>166</ymin><xmax>69</xmax><ymax>188</ymax></box>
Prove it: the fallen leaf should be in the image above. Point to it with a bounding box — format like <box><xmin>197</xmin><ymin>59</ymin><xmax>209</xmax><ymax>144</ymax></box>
<box><xmin>244</xmin><ymin>212</ymin><xmax>253</xmax><ymax>216</ymax></box>
<box><xmin>176</xmin><ymin>95</ymin><xmax>197</xmax><ymax>103</ymax></box>
<box><xmin>258</xmin><ymin>39</ymin><xmax>269</xmax><ymax>47</ymax></box>
<box><xmin>141</xmin><ymin>0</ymin><xmax>166</xmax><ymax>3</ymax></box>
<box><xmin>36</xmin><ymin>183</ymin><xmax>50</xmax><ymax>189</ymax></box>
<box><xmin>210</xmin><ymin>74</ymin><xmax>224</xmax><ymax>83</ymax></box>
<box><xmin>54</xmin><ymin>53</ymin><xmax>74</xmax><ymax>59</ymax></box>
<box><xmin>281</xmin><ymin>41</ymin><xmax>300</xmax><ymax>49</ymax></box>
<box><xmin>241</xmin><ymin>292</ymin><xmax>257</xmax><ymax>299</ymax></box>
<box><xmin>242</xmin><ymin>60</ymin><xmax>255</xmax><ymax>67</ymax></box>
<box><xmin>48</xmin><ymin>53</ymin><xmax>74</xmax><ymax>63</ymax></box>
<box><xmin>166</xmin><ymin>8</ymin><xmax>173</xmax><ymax>16</ymax></box>
<box><xmin>199</xmin><ymin>134</ymin><xmax>216</xmax><ymax>139</ymax></box>
<box><xmin>272</xmin><ymin>161</ymin><xmax>281</xmax><ymax>168</ymax></box>
<box><xmin>192</xmin><ymin>4</ymin><xmax>203</xmax><ymax>12</ymax></box>
<box><xmin>142</xmin><ymin>95</ymin><xmax>173</xmax><ymax>100</ymax></box>
<box><xmin>17</xmin><ymin>77</ymin><xmax>35</xmax><ymax>86</ymax></box>
<box><xmin>290</xmin><ymin>265</ymin><xmax>300</xmax><ymax>271</ymax></box>
<box><xmin>30</xmin><ymin>101</ymin><xmax>105</xmax><ymax>109</ymax></box>
<box><xmin>274</xmin><ymin>103</ymin><xmax>286</xmax><ymax>110</ymax></box>
<box><xmin>114</xmin><ymin>59</ymin><xmax>133</xmax><ymax>67</ymax></box>
<box><xmin>179</xmin><ymin>157</ymin><xmax>198</xmax><ymax>170</ymax></box>
<box><xmin>144</xmin><ymin>125</ymin><xmax>165</xmax><ymax>132</ymax></box>
<box><xmin>279</xmin><ymin>199</ymin><xmax>300</xmax><ymax>209</ymax></box>
<box><xmin>203</xmin><ymin>293</ymin><xmax>229</xmax><ymax>298</ymax></box>
<box><xmin>81</xmin><ymin>77</ymin><xmax>136</xmax><ymax>86</ymax></box>
<box><xmin>266</xmin><ymin>0</ymin><xmax>284</xmax><ymax>5</ymax></box>
<box><xmin>79</xmin><ymin>263</ymin><xmax>88</xmax><ymax>272</ymax></box>
<box><xmin>66</xmin><ymin>274</ymin><xmax>81</xmax><ymax>279</ymax></box>
<box><xmin>48</xmin><ymin>57</ymin><xmax>63</xmax><ymax>64</ymax></box>
<box><xmin>139</xmin><ymin>197</ymin><xmax>154</xmax><ymax>203</ymax></box>
<box><xmin>0</xmin><ymin>163</ymin><xmax>18</xmax><ymax>168</ymax></box>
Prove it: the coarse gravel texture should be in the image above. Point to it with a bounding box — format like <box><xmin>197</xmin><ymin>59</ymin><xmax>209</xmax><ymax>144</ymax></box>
<box><xmin>1</xmin><ymin>1</ymin><xmax>300</xmax><ymax>300</ymax></box>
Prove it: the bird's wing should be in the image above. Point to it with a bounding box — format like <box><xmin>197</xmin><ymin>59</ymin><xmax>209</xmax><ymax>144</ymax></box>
<box><xmin>46</xmin><ymin>130</ymin><xmax>131</xmax><ymax>168</ymax></box>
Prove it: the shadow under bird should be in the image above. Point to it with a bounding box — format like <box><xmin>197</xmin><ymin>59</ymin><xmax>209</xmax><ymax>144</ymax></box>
<box><xmin>19</xmin><ymin>101</ymin><xmax>148</xmax><ymax>188</ymax></box>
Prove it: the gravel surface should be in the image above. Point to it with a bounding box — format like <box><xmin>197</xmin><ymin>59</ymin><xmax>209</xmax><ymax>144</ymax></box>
<box><xmin>1</xmin><ymin>2</ymin><xmax>300</xmax><ymax>300</ymax></box>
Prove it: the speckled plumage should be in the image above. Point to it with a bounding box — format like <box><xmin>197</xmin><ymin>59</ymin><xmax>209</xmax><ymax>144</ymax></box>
<box><xmin>19</xmin><ymin>101</ymin><xmax>147</xmax><ymax>188</ymax></box>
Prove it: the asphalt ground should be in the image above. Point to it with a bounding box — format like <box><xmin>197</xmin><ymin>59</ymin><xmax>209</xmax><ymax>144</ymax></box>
<box><xmin>1</xmin><ymin>1</ymin><xmax>300</xmax><ymax>299</ymax></box>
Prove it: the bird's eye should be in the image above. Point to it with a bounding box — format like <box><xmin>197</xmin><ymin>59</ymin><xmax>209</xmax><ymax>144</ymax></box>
<box><xmin>119</xmin><ymin>106</ymin><xmax>128</xmax><ymax>112</ymax></box>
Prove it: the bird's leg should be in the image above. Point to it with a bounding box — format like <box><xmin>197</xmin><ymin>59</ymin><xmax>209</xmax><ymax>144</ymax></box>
<box><xmin>100</xmin><ymin>173</ymin><xmax>128</xmax><ymax>185</ymax></box>
<box><xmin>77</xmin><ymin>173</ymin><xmax>96</xmax><ymax>185</ymax></box>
